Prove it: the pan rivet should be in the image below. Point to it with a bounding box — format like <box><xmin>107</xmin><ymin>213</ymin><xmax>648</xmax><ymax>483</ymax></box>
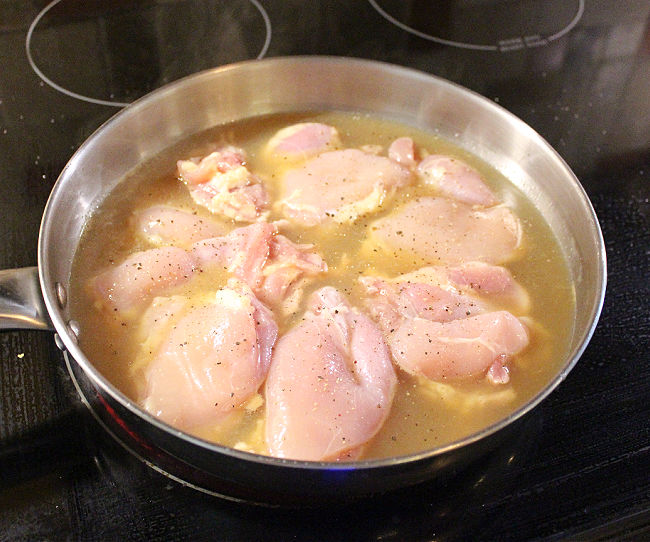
<box><xmin>67</xmin><ymin>320</ymin><xmax>80</xmax><ymax>344</ymax></box>
<box><xmin>55</xmin><ymin>282</ymin><xmax>67</xmax><ymax>308</ymax></box>
<box><xmin>54</xmin><ymin>333</ymin><xmax>66</xmax><ymax>352</ymax></box>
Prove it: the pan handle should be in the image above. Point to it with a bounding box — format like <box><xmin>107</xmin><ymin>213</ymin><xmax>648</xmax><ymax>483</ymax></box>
<box><xmin>0</xmin><ymin>267</ymin><xmax>53</xmax><ymax>331</ymax></box>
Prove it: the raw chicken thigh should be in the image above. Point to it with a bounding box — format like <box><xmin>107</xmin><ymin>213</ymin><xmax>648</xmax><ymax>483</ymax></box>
<box><xmin>191</xmin><ymin>222</ymin><xmax>327</xmax><ymax>310</ymax></box>
<box><xmin>140</xmin><ymin>279</ymin><xmax>278</xmax><ymax>431</ymax></box>
<box><xmin>367</xmin><ymin>197</ymin><xmax>522</xmax><ymax>265</ymax></box>
<box><xmin>265</xmin><ymin>287</ymin><xmax>397</xmax><ymax>461</ymax></box>
<box><xmin>279</xmin><ymin>148</ymin><xmax>412</xmax><ymax>226</ymax></box>
<box><xmin>177</xmin><ymin>145</ymin><xmax>269</xmax><ymax>222</ymax></box>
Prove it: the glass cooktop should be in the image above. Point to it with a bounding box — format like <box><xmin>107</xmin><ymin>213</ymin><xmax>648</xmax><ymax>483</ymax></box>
<box><xmin>1</xmin><ymin>1</ymin><xmax>648</xmax><ymax>539</ymax></box>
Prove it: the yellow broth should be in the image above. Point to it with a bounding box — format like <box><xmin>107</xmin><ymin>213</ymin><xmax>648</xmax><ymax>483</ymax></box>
<box><xmin>69</xmin><ymin>111</ymin><xmax>575</xmax><ymax>459</ymax></box>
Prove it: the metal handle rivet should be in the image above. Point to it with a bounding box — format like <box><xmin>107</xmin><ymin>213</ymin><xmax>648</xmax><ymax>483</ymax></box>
<box><xmin>55</xmin><ymin>282</ymin><xmax>67</xmax><ymax>308</ymax></box>
<box><xmin>54</xmin><ymin>333</ymin><xmax>66</xmax><ymax>352</ymax></box>
<box><xmin>67</xmin><ymin>320</ymin><xmax>80</xmax><ymax>344</ymax></box>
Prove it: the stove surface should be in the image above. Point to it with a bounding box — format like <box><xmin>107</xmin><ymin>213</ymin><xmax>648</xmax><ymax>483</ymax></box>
<box><xmin>1</xmin><ymin>1</ymin><xmax>649</xmax><ymax>540</ymax></box>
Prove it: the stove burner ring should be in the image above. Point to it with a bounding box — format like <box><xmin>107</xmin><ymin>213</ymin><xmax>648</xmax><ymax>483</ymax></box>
<box><xmin>26</xmin><ymin>0</ymin><xmax>272</xmax><ymax>107</ymax></box>
<box><xmin>368</xmin><ymin>0</ymin><xmax>584</xmax><ymax>52</ymax></box>
<box><xmin>63</xmin><ymin>353</ymin><xmax>242</xmax><ymax>501</ymax></box>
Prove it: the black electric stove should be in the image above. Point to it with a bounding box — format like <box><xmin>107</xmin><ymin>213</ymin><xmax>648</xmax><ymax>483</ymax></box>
<box><xmin>1</xmin><ymin>1</ymin><xmax>649</xmax><ymax>540</ymax></box>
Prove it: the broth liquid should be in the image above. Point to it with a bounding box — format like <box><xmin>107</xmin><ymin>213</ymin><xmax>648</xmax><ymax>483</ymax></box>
<box><xmin>70</xmin><ymin>112</ymin><xmax>575</xmax><ymax>458</ymax></box>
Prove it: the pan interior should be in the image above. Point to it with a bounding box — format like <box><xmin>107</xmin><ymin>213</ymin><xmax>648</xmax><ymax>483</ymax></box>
<box><xmin>38</xmin><ymin>57</ymin><xmax>605</xmax><ymax>468</ymax></box>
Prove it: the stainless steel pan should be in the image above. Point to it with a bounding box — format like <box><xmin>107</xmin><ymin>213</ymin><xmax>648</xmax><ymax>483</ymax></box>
<box><xmin>0</xmin><ymin>57</ymin><xmax>606</xmax><ymax>505</ymax></box>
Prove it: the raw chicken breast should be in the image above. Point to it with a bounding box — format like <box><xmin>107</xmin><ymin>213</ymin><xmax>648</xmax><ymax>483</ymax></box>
<box><xmin>90</xmin><ymin>246</ymin><xmax>195</xmax><ymax>312</ymax></box>
<box><xmin>279</xmin><ymin>148</ymin><xmax>413</xmax><ymax>226</ymax></box>
<box><xmin>133</xmin><ymin>205</ymin><xmax>227</xmax><ymax>248</ymax></box>
<box><xmin>390</xmin><ymin>311</ymin><xmax>529</xmax><ymax>381</ymax></box>
<box><xmin>177</xmin><ymin>146</ymin><xmax>269</xmax><ymax>222</ymax></box>
<box><xmin>140</xmin><ymin>280</ymin><xmax>278</xmax><ymax>431</ymax></box>
<box><xmin>359</xmin><ymin>272</ymin><xmax>485</xmax><ymax>334</ymax></box>
<box><xmin>367</xmin><ymin>197</ymin><xmax>522</xmax><ymax>265</ymax></box>
<box><xmin>265</xmin><ymin>122</ymin><xmax>341</xmax><ymax>161</ymax></box>
<box><xmin>191</xmin><ymin>222</ymin><xmax>327</xmax><ymax>309</ymax></box>
<box><xmin>360</xmin><ymin>265</ymin><xmax>530</xmax><ymax>383</ymax></box>
<box><xmin>442</xmin><ymin>261</ymin><xmax>530</xmax><ymax>313</ymax></box>
<box><xmin>417</xmin><ymin>155</ymin><xmax>498</xmax><ymax>206</ymax></box>
<box><xmin>265</xmin><ymin>287</ymin><xmax>397</xmax><ymax>461</ymax></box>
<box><xmin>362</xmin><ymin>262</ymin><xmax>529</xmax><ymax>318</ymax></box>
<box><xmin>359</xmin><ymin>275</ymin><xmax>484</xmax><ymax>333</ymax></box>
<box><xmin>388</xmin><ymin>137</ymin><xmax>417</xmax><ymax>168</ymax></box>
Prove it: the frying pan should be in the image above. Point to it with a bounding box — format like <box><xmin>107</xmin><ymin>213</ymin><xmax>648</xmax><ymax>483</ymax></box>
<box><xmin>0</xmin><ymin>57</ymin><xmax>606</xmax><ymax>505</ymax></box>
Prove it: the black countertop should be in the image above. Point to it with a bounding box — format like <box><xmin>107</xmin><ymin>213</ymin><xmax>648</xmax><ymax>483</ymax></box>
<box><xmin>1</xmin><ymin>1</ymin><xmax>648</xmax><ymax>540</ymax></box>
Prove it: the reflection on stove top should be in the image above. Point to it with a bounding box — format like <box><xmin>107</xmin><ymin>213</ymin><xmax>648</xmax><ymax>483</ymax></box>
<box><xmin>26</xmin><ymin>0</ymin><xmax>271</xmax><ymax>107</ymax></box>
